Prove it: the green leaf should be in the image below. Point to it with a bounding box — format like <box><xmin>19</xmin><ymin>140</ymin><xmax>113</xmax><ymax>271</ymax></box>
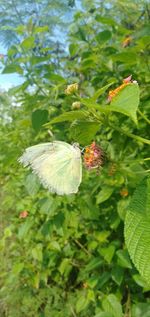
<box><xmin>96</xmin><ymin>187</ymin><xmax>114</xmax><ymax>204</ymax></box>
<box><xmin>100</xmin><ymin>245</ymin><xmax>115</xmax><ymax>264</ymax></box>
<box><xmin>25</xmin><ymin>174</ymin><xmax>40</xmax><ymax>195</ymax></box>
<box><xmin>95</xmin><ymin>16</ymin><xmax>116</xmax><ymax>26</ymax></box>
<box><xmin>70</xmin><ymin>121</ymin><xmax>100</xmax><ymax>145</ymax></box>
<box><xmin>96</xmin><ymin>30</ymin><xmax>112</xmax><ymax>44</ymax></box>
<box><xmin>69</xmin><ymin>43</ymin><xmax>78</xmax><ymax>56</ymax></box>
<box><xmin>32</xmin><ymin>109</ymin><xmax>49</xmax><ymax>132</ymax></box>
<box><xmin>48</xmin><ymin>73</ymin><xmax>66</xmax><ymax>83</ymax></box>
<box><xmin>58</xmin><ymin>258</ymin><xmax>71</xmax><ymax>275</ymax></box>
<box><xmin>32</xmin><ymin>244</ymin><xmax>43</xmax><ymax>262</ymax></box>
<box><xmin>2</xmin><ymin>64</ymin><xmax>23</xmax><ymax>74</ymax></box>
<box><xmin>92</xmin><ymin>82</ymin><xmax>115</xmax><ymax>102</ymax></box>
<box><xmin>116</xmin><ymin>250</ymin><xmax>132</xmax><ymax>269</ymax></box>
<box><xmin>85</xmin><ymin>257</ymin><xmax>103</xmax><ymax>272</ymax></box>
<box><xmin>76</xmin><ymin>295</ymin><xmax>89</xmax><ymax>313</ymax></box>
<box><xmin>49</xmin><ymin>110</ymin><xmax>88</xmax><ymax>124</ymax></box>
<box><xmin>18</xmin><ymin>219</ymin><xmax>34</xmax><ymax>239</ymax></box>
<box><xmin>95</xmin><ymin>313</ymin><xmax>114</xmax><ymax>317</ymax></box>
<box><xmin>109</xmin><ymin>84</ymin><xmax>140</xmax><ymax>124</ymax></box>
<box><xmin>30</xmin><ymin>56</ymin><xmax>51</xmax><ymax>65</ymax></box>
<box><xmin>131</xmin><ymin>302</ymin><xmax>150</xmax><ymax>317</ymax></box>
<box><xmin>33</xmin><ymin>25</ymin><xmax>49</xmax><ymax>33</ymax></box>
<box><xmin>112</xmin><ymin>52</ymin><xmax>137</xmax><ymax>64</ymax></box>
<box><xmin>124</xmin><ymin>177</ymin><xmax>150</xmax><ymax>284</ymax></box>
<box><xmin>21</xmin><ymin>36</ymin><xmax>35</xmax><ymax>50</ymax></box>
<box><xmin>102</xmin><ymin>294</ymin><xmax>123</xmax><ymax>317</ymax></box>
<box><xmin>39</xmin><ymin>197</ymin><xmax>57</xmax><ymax>215</ymax></box>
<box><xmin>48</xmin><ymin>241</ymin><xmax>61</xmax><ymax>251</ymax></box>
<box><xmin>111</xmin><ymin>267</ymin><xmax>124</xmax><ymax>286</ymax></box>
<box><xmin>12</xmin><ymin>262</ymin><xmax>24</xmax><ymax>275</ymax></box>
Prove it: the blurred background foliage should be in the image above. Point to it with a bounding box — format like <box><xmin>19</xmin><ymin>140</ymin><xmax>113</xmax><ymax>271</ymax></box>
<box><xmin>0</xmin><ymin>0</ymin><xmax>150</xmax><ymax>316</ymax></box>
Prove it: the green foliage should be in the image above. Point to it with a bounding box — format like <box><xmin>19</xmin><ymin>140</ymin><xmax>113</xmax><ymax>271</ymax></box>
<box><xmin>0</xmin><ymin>1</ymin><xmax>150</xmax><ymax>316</ymax></box>
<box><xmin>125</xmin><ymin>178</ymin><xmax>150</xmax><ymax>283</ymax></box>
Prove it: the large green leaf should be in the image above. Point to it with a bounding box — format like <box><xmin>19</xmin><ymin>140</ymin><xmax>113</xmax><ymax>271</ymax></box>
<box><xmin>109</xmin><ymin>83</ymin><xmax>140</xmax><ymax>124</ymax></box>
<box><xmin>124</xmin><ymin>177</ymin><xmax>150</xmax><ymax>284</ymax></box>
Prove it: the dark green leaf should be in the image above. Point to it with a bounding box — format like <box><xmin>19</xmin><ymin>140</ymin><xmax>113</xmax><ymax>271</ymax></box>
<box><xmin>32</xmin><ymin>109</ymin><xmax>49</xmax><ymax>132</ymax></box>
<box><xmin>71</xmin><ymin>121</ymin><xmax>100</xmax><ymax>145</ymax></box>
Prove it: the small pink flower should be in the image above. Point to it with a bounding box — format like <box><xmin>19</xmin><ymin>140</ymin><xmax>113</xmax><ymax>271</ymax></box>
<box><xmin>123</xmin><ymin>75</ymin><xmax>132</xmax><ymax>83</ymax></box>
<box><xmin>19</xmin><ymin>210</ymin><xmax>29</xmax><ymax>219</ymax></box>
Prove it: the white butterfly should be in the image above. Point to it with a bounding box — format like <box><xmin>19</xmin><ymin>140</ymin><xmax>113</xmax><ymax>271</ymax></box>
<box><xmin>18</xmin><ymin>141</ymin><xmax>82</xmax><ymax>195</ymax></box>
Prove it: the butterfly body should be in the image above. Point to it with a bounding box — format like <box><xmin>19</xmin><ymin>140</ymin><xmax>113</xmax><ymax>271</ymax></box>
<box><xmin>19</xmin><ymin>141</ymin><xmax>82</xmax><ymax>195</ymax></box>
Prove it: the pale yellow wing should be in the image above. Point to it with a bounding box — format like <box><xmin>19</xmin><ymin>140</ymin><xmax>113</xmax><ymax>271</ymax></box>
<box><xmin>19</xmin><ymin>141</ymin><xmax>82</xmax><ymax>195</ymax></box>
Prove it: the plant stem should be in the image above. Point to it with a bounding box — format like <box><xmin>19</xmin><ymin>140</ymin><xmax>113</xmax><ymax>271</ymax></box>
<box><xmin>109</xmin><ymin>124</ymin><xmax>150</xmax><ymax>145</ymax></box>
<box><xmin>138</xmin><ymin>109</ymin><xmax>150</xmax><ymax>124</ymax></box>
<box><xmin>74</xmin><ymin>239</ymin><xmax>91</xmax><ymax>256</ymax></box>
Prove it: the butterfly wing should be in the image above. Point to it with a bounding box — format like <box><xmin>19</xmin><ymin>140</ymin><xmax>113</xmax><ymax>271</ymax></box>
<box><xmin>18</xmin><ymin>143</ymin><xmax>54</xmax><ymax>166</ymax></box>
<box><xmin>19</xmin><ymin>141</ymin><xmax>82</xmax><ymax>195</ymax></box>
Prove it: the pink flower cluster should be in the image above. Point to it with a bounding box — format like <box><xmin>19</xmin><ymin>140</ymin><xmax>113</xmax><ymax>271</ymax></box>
<box><xmin>84</xmin><ymin>142</ymin><xmax>104</xmax><ymax>169</ymax></box>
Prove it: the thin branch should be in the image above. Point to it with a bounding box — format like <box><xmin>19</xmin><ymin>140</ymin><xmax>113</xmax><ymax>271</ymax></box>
<box><xmin>73</xmin><ymin>239</ymin><xmax>91</xmax><ymax>256</ymax></box>
<box><xmin>138</xmin><ymin>109</ymin><xmax>150</xmax><ymax>125</ymax></box>
<box><xmin>109</xmin><ymin>124</ymin><xmax>150</xmax><ymax>145</ymax></box>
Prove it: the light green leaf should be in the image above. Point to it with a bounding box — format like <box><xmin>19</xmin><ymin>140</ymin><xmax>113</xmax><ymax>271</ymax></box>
<box><xmin>25</xmin><ymin>174</ymin><xmax>40</xmax><ymax>195</ymax></box>
<box><xmin>131</xmin><ymin>302</ymin><xmax>150</xmax><ymax>317</ymax></box>
<box><xmin>100</xmin><ymin>245</ymin><xmax>115</xmax><ymax>264</ymax></box>
<box><xmin>102</xmin><ymin>294</ymin><xmax>123</xmax><ymax>317</ymax></box>
<box><xmin>18</xmin><ymin>219</ymin><xmax>34</xmax><ymax>239</ymax></box>
<box><xmin>109</xmin><ymin>84</ymin><xmax>140</xmax><ymax>124</ymax></box>
<box><xmin>69</xmin><ymin>43</ymin><xmax>79</xmax><ymax>56</ymax></box>
<box><xmin>12</xmin><ymin>262</ymin><xmax>24</xmax><ymax>275</ymax></box>
<box><xmin>21</xmin><ymin>36</ymin><xmax>35</xmax><ymax>50</ymax></box>
<box><xmin>48</xmin><ymin>241</ymin><xmax>61</xmax><ymax>251</ymax></box>
<box><xmin>96</xmin><ymin>187</ymin><xmax>114</xmax><ymax>204</ymax></box>
<box><xmin>32</xmin><ymin>244</ymin><xmax>43</xmax><ymax>262</ymax></box>
<box><xmin>76</xmin><ymin>295</ymin><xmax>89</xmax><ymax>313</ymax></box>
<box><xmin>95</xmin><ymin>313</ymin><xmax>114</xmax><ymax>317</ymax></box>
<box><xmin>124</xmin><ymin>177</ymin><xmax>150</xmax><ymax>284</ymax></box>
<box><xmin>49</xmin><ymin>110</ymin><xmax>88</xmax><ymax>124</ymax></box>
<box><xmin>58</xmin><ymin>258</ymin><xmax>71</xmax><ymax>275</ymax></box>
<box><xmin>2</xmin><ymin>64</ymin><xmax>23</xmax><ymax>75</ymax></box>
<box><xmin>33</xmin><ymin>25</ymin><xmax>49</xmax><ymax>33</ymax></box>
<box><xmin>92</xmin><ymin>82</ymin><xmax>115</xmax><ymax>102</ymax></box>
